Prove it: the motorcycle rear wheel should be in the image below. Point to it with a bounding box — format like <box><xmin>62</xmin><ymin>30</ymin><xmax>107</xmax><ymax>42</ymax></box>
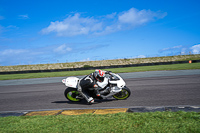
<box><xmin>64</xmin><ymin>87</ymin><xmax>81</xmax><ymax>102</ymax></box>
<box><xmin>113</xmin><ymin>86</ymin><xmax>131</xmax><ymax>100</ymax></box>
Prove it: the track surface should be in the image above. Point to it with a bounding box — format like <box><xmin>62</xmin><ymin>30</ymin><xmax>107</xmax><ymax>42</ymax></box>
<box><xmin>0</xmin><ymin>70</ymin><xmax>200</xmax><ymax>112</ymax></box>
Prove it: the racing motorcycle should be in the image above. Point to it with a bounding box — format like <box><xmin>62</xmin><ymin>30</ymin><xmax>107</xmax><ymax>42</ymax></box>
<box><xmin>62</xmin><ymin>72</ymin><xmax>131</xmax><ymax>102</ymax></box>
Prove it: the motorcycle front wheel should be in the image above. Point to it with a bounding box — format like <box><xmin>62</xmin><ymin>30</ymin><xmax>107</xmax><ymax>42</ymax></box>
<box><xmin>113</xmin><ymin>86</ymin><xmax>131</xmax><ymax>100</ymax></box>
<box><xmin>64</xmin><ymin>87</ymin><xmax>81</xmax><ymax>102</ymax></box>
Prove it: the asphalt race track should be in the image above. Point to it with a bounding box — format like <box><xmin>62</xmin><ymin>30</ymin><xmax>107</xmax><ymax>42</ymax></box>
<box><xmin>0</xmin><ymin>70</ymin><xmax>200</xmax><ymax>112</ymax></box>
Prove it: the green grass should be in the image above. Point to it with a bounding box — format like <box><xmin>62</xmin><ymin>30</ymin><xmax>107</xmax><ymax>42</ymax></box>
<box><xmin>0</xmin><ymin>112</ymin><xmax>199</xmax><ymax>133</ymax></box>
<box><xmin>0</xmin><ymin>63</ymin><xmax>200</xmax><ymax>80</ymax></box>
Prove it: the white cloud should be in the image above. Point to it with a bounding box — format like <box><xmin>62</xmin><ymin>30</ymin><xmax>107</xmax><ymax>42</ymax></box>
<box><xmin>0</xmin><ymin>43</ymin><xmax>109</xmax><ymax>65</ymax></box>
<box><xmin>137</xmin><ymin>55</ymin><xmax>146</xmax><ymax>58</ymax></box>
<box><xmin>118</xmin><ymin>8</ymin><xmax>167</xmax><ymax>26</ymax></box>
<box><xmin>54</xmin><ymin>44</ymin><xmax>72</xmax><ymax>54</ymax></box>
<box><xmin>159</xmin><ymin>44</ymin><xmax>200</xmax><ymax>55</ymax></box>
<box><xmin>0</xmin><ymin>49</ymin><xmax>29</xmax><ymax>65</ymax></box>
<box><xmin>0</xmin><ymin>25</ymin><xmax>18</xmax><ymax>35</ymax></box>
<box><xmin>41</xmin><ymin>8</ymin><xmax>167</xmax><ymax>37</ymax></box>
<box><xmin>190</xmin><ymin>44</ymin><xmax>200</xmax><ymax>54</ymax></box>
<box><xmin>41</xmin><ymin>13</ymin><xmax>103</xmax><ymax>36</ymax></box>
<box><xmin>159</xmin><ymin>45</ymin><xmax>183</xmax><ymax>53</ymax></box>
<box><xmin>105</xmin><ymin>12</ymin><xmax>117</xmax><ymax>19</ymax></box>
<box><xmin>18</xmin><ymin>14</ymin><xmax>29</xmax><ymax>19</ymax></box>
<box><xmin>80</xmin><ymin>58</ymin><xmax>91</xmax><ymax>62</ymax></box>
<box><xmin>0</xmin><ymin>49</ymin><xmax>28</xmax><ymax>55</ymax></box>
<box><xmin>0</xmin><ymin>47</ymin><xmax>55</xmax><ymax>65</ymax></box>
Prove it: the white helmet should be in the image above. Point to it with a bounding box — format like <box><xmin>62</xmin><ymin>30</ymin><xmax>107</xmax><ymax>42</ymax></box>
<box><xmin>94</xmin><ymin>69</ymin><xmax>105</xmax><ymax>82</ymax></box>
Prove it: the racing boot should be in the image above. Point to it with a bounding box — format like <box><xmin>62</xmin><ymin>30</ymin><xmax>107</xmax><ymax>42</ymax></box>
<box><xmin>88</xmin><ymin>97</ymin><xmax>94</xmax><ymax>104</ymax></box>
<box><xmin>80</xmin><ymin>92</ymin><xmax>94</xmax><ymax>104</ymax></box>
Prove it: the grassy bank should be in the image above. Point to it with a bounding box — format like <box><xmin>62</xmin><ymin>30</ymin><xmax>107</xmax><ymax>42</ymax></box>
<box><xmin>0</xmin><ymin>62</ymin><xmax>200</xmax><ymax>80</ymax></box>
<box><xmin>0</xmin><ymin>112</ymin><xmax>199</xmax><ymax>133</ymax></box>
<box><xmin>0</xmin><ymin>54</ymin><xmax>200</xmax><ymax>72</ymax></box>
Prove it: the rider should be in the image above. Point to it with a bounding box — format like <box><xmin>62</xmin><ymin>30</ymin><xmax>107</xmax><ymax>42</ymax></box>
<box><xmin>78</xmin><ymin>69</ymin><xmax>107</xmax><ymax>104</ymax></box>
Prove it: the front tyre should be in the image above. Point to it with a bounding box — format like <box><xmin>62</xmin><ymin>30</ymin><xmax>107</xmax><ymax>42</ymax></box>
<box><xmin>113</xmin><ymin>86</ymin><xmax>131</xmax><ymax>100</ymax></box>
<box><xmin>64</xmin><ymin>87</ymin><xmax>81</xmax><ymax>102</ymax></box>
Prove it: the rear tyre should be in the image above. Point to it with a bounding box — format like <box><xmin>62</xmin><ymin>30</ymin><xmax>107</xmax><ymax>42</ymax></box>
<box><xmin>64</xmin><ymin>87</ymin><xmax>81</xmax><ymax>102</ymax></box>
<box><xmin>113</xmin><ymin>86</ymin><xmax>131</xmax><ymax>100</ymax></box>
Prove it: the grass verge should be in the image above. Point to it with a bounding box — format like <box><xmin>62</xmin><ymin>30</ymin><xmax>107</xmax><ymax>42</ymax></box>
<box><xmin>0</xmin><ymin>63</ymin><xmax>200</xmax><ymax>80</ymax></box>
<box><xmin>0</xmin><ymin>112</ymin><xmax>199</xmax><ymax>133</ymax></box>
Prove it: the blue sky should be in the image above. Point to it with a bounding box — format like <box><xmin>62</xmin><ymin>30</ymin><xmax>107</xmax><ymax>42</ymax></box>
<box><xmin>0</xmin><ymin>0</ymin><xmax>200</xmax><ymax>66</ymax></box>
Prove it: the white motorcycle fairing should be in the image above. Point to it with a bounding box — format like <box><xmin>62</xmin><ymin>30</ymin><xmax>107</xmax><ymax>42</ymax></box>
<box><xmin>109</xmin><ymin>73</ymin><xmax>126</xmax><ymax>89</ymax></box>
<box><xmin>62</xmin><ymin>77</ymin><xmax>79</xmax><ymax>88</ymax></box>
<box><xmin>96</xmin><ymin>77</ymin><xmax>109</xmax><ymax>88</ymax></box>
<box><xmin>99</xmin><ymin>73</ymin><xmax>126</xmax><ymax>98</ymax></box>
